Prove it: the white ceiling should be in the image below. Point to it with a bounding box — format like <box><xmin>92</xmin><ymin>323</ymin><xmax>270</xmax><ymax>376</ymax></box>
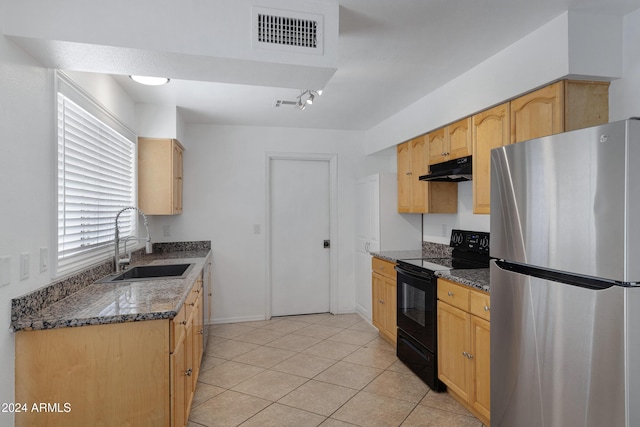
<box><xmin>15</xmin><ymin>0</ymin><xmax>640</xmax><ymax>131</ymax></box>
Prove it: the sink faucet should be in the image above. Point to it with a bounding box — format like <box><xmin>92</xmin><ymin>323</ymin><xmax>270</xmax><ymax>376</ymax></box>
<box><xmin>115</xmin><ymin>206</ymin><xmax>152</xmax><ymax>272</ymax></box>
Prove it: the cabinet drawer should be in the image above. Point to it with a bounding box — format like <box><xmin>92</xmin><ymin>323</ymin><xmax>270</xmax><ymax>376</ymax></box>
<box><xmin>437</xmin><ymin>279</ymin><xmax>470</xmax><ymax>312</ymax></box>
<box><xmin>470</xmin><ymin>290</ymin><xmax>491</xmax><ymax>321</ymax></box>
<box><xmin>372</xmin><ymin>257</ymin><xmax>396</xmax><ymax>280</ymax></box>
<box><xmin>184</xmin><ymin>279</ymin><xmax>202</xmax><ymax>319</ymax></box>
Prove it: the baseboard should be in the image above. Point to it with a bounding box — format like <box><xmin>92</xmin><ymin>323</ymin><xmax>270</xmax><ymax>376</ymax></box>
<box><xmin>210</xmin><ymin>315</ymin><xmax>267</xmax><ymax>325</ymax></box>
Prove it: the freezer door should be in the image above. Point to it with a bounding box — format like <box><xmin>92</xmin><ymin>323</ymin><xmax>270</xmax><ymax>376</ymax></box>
<box><xmin>491</xmin><ymin>261</ymin><xmax>626</xmax><ymax>427</ymax></box>
<box><xmin>490</xmin><ymin>120</ymin><xmax>640</xmax><ymax>282</ymax></box>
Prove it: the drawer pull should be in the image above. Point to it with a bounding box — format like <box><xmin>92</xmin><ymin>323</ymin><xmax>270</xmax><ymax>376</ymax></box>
<box><xmin>185</xmin><ymin>368</ymin><xmax>192</xmax><ymax>377</ymax></box>
<box><xmin>462</xmin><ymin>351</ymin><xmax>474</xmax><ymax>359</ymax></box>
<box><xmin>189</xmin><ymin>302</ymin><xmax>195</xmax><ymax>307</ymax></box>
<box><xmin>484</xmin><ymin>305</ymin><xmax>490</xmax><ymax>311</ymax></box>
<box><xmin>379</xmin><ymin>299</ymin><xmax>385</xmax><ymax>304</ymax></box>
<box><xmin>198</xmin><ymin>329</ymin><xmax>204</xmax><ymax>335</ymax></box>
<box><xmin>181</xmin><ymin>320</ymin><xmax>187</xmax><ymax>325</ymax></box>
<box><xmin>447</xmin><ymin>291</ymin><xmax>454</xmax><ymax>297</ymax></box>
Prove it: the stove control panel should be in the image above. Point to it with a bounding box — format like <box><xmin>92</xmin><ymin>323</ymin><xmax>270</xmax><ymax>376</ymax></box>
<box><xmin>450</xmin><ymin>229</ymin><xmax>490</xmax><ymax>254</ymax></box>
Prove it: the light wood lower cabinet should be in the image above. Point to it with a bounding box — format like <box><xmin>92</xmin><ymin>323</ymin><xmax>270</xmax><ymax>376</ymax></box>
<box><xmin>437</xmin><ymin>278</ymin><xmax>490</xmax><ymax>426</ymax></box>
<box><xmin>15</xmin><ymin>276</ymin><xmax>204</xmax><ymax>427</ymax></box>
<box><xmin>371</xmin><ymin>257</ymin><xmax>397</xmax><ymax>344</ymax></box>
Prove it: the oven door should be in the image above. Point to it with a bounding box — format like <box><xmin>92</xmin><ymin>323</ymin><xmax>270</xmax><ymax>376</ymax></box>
<box><xmin>395</xmin><ymin>265</ymin><xmax>436</xmax><ymax>352</ymax></box>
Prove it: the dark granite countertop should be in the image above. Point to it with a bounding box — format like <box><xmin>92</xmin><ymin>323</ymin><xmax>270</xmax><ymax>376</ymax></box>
<box><xmin>369</xmin><ymin>250</ymin><xmax>423</xmax><ymax>262</ymax></box>
<box><xmin>436</xmin><ymin>268</ymin><xmax>490</xmax><ymax>293</ymax></box>
<box><xmin>11</xmin><ymin>248</ymin><xmax>211</xmax><ymax>332</ymax></box>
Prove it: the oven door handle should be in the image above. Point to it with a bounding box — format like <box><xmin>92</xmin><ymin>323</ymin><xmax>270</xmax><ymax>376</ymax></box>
<box><xmin>395</xmin><ymin>265</ymin><xmax>435</xmax><ymax>282</ymax></box>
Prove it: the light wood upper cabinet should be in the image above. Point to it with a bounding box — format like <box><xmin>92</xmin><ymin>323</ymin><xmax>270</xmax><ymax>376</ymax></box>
<box><xmin>428</xmin><ymin>119</ymin><xmax>472</xmax><ymax>165</ymax></box>
<box><xmin>448</xmin><ymin>118</ymin><xmax>473</xmax><ymax>160</ymax></box>
<box><xmin>139</xmin><ymin>138</ymin><xmax>184</xmax><ymax>215</ymax></box>
<box><xmin>410</xmin><ymin>137</ymin><xmax>429</xmax><ymax>211</ymax></box>
<box><xmin>511</xmin><ymin>80</ymin><xmax>609</xmax><ymax>144</ymax></box>
<box><xmin>437</xmin><ymin>278</ymin><xmax>491</xmax><ymax>426</ymax></box>
<box><xmin>427</xmin><ymin>127</ymin><xmax>447</xmax><ymax>165</ymax></box>
<box><xmin>397</xmin><ymin>138</ymin><xmax>458</xmax><ymax>214</ymax></box>
<box><xmin>397</xmin><ymin>141</ymin><xmax>412</xmax><ymax>213</ymax></box>
<box><xmin>472</xmin><ymin>102</ymin><xmax>510</xmax><ymax>215</ymax></box>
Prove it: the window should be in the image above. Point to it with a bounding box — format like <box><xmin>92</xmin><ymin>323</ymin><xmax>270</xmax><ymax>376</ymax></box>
<box><xmin>56</xmin><ymin>74</ymin><xmax>136</xmax><ymax>276</ymax></box>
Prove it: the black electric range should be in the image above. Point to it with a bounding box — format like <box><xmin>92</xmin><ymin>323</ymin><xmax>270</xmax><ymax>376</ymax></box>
<box><xmin>395</xmin><ymin>229</ymin><xmax>489</xmax><ymax>391</ymax></box>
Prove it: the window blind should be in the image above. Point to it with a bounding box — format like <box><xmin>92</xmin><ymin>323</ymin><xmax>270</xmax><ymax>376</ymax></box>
<box><xmin>57</xmin><ymin>92</ymin><xmax>135</xmax><ymax>275</ymax></box>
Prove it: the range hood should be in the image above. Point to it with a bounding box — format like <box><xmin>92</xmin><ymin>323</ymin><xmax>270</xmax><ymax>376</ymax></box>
<box><xmin>419</xmin><ymin>155</ymin><xmax>472</xmax><ymax>182</ymax></box>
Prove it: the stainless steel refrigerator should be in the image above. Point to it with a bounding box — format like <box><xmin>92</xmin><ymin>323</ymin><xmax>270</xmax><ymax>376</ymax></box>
<box><xmin>490</xmin><ymin>119</ymin><xmax>640</xmax><ymax>427</ymax></box>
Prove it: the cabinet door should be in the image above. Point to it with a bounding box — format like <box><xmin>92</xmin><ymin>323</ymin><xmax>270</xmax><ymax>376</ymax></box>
<box><xmin>437</xmin><ymin>301</ymin><xmax>471</xmax><ymax>401</ymax></box>
<box><xmin>470</xmin><ymin>316</ymin><xmax>491</xmax><ymax>423</ymax></box>
<box><xmin>383</xmin><ymin>276</ymin><xmax>397</xmax><ymax>343</ymax></box>
<box><xmin>397</xmin><ymin>142</ymin><xmax>412</xmax><ymax>213</ymax></box>
<box><xmin>447</xmin><ymin>118</ymin><xmax>472</xmax><ymax>160</ymax></box>
<box><xmin>172</xmin><ymin>142</ymin><xmax>184</xmax><ymax>214</ymax></box>
<box><xmin>171</xmin><ymin>334</ymin><xmax>187</xmax><ymax>427</ymax></box>
<box><xmin>427</xmin><ymin>127</ymin><xmax>446</xmax><ymax>165</ymax></box>
<box><xmin>184</xmin><ymin>312</ymin><xmax>194</xmax><ymax>420</ymax></box>
<box><xmin>192</xmin><ymin>286</ymin><xmax>204</xmax><ymax>390</ymax></box>
<box><xmin>511</xmin><ymin>81</ymin><xmax>563</xmax><ymax>144</ymax></box>
<box><xmin>372</xmin><ymin>273</ymin><xmax>385</xmax><ymax>332</ymax></box>
<box><xmin>410</xmin><ymin>137</ymin><xmax>428</xmax><ymax>212</ymax></box>
<box><xmin>472</xmin><ymin>103</ymin><xmax>510</xmax><ymax>214</ymax></box>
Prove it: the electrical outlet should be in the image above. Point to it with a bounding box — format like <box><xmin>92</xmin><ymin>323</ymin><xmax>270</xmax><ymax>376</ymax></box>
<box><xmin>0</xmin><ymin>256</ymin><xmax>10</xmax><ymax>287</ymax></box>
<box><xmin>441</xmin><ymin>224</ymin><xmax>448</xmax><ymax>237</ymax></box>
<box><xmin>163</xmin><ymin>225</ymin><xmax>171</xmax><ymax>237</ymax></box>
<box><xmin>40</xmin><ymin>247</ymin><xmax>48</xmax><ymax>272</ymax></box>
<box><xmin>253</xmin><ymin>224</ymin><xmax>261</xmax><ymax>234</ymax></box>
<box><xmin>20</xmin><ymin>252</ymin><xmax>30</xmax><ymax>281</ymax></box>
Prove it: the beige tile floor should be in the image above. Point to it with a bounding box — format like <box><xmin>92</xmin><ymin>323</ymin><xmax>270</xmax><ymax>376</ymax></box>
<box><xmin>188</xmin><ymin>313</ymin><xmax>485</xmax><ymax>427</ymax></box>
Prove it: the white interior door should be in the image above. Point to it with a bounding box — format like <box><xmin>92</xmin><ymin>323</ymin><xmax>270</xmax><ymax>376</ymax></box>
<box><xmin>270</xmin><ymin>158</ymin><xmax>330</xmax><ymax>316</ymax></box>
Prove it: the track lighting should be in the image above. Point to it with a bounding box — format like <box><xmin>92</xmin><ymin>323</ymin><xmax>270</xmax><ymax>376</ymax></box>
<box><xmin>297</xmin><ymin>89</ymin><xmax>321</xmax><ymax>109</ymax></box>
<box><xmin>274</xmin><ymin>89</ymin><xmax>323</xmax><ymax>111</ymax></box>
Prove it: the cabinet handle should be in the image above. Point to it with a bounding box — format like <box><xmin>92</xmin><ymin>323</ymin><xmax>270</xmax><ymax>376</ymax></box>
<box><xmin>467</xmin><ymin>353</ymin><xmax>474</xmax><ymax>359</ymax></box>
<box><xmin>462</xmin><ymin>351</ymin><xmax>468</xmax><ymax>358</ymax></box>
<box><xmin>198</xmin><ymin>329</ymin><xmax>204</xmax><ymax>335</ymax></box>
<box><xmin>379</xmin><ymin>299</ymin><xmax>384</xmax><ymax>304</ymax></box>
<box><xmin>484</xmin><ymin>305</ymin><xmax>490</xmax><ymax>311</ymax></box>
<box><xmin>447</xmin><ymin>291</ymin><xmax>454</xmax><ymax>297</ymax></box>
<box><xmin>407</xmin><ymin>172</ymin><xmax>412</xmax><ymax>176</ymax></box>
<box><xmin>189</xmin><ymin>302</ymin><xmax>195</xmax><ymax>306</ymax></box>
<box><xmin>185</xmin><ymin>368</ymin><xmax>192</xmax><ymax>377</ymax></box>
<box><xmin>181</xmin><ymin>320</ymin><xmax>187</xmax><ymax>325</ymax></box>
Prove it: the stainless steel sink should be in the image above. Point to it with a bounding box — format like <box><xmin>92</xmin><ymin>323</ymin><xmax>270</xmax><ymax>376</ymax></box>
<box><xmin>98</xmin><ymin>263</ymin><xmax>194</xmax><ymax>283</ymax></box>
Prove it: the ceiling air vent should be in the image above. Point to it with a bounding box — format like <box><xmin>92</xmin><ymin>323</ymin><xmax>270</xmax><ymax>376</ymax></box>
<box><xmin>252</xmin><ymin>7</ymin><xmax>324</xmax><ymax>54</ymax></box>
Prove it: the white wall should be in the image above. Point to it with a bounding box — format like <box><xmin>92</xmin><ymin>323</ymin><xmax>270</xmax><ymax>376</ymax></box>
<box><xmin>0</xmin><ymin>26</ymin><xmax>54</xmax><ymax>427</ymax></box>
<box><xmin>0</xmin><ymin>34</ymin><xmax>137</xmax><ymax>425</ymax></box>
<box><xmin>147</xmin><ymin>124</ymin><xmax>363</xmax><ymax>322</ymax></box>
<box><xmin>609</xmin><ymin>7</ymin><xmax>640</xmax><ymax>121</ymax></box>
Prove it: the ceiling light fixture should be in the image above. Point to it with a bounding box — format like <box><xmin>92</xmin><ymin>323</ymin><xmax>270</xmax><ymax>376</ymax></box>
<box><xmin>274</xmin><ymin>89</ymin><xmax>323</xmax><ymax>110</ymax></box>
<box><xmin>296</xmin><ymin>89</ymin><xmax>322</xmax><ymax>109</ymax></box>
<box><xmin>129</xmin><ymin>75</ymin><xmax>171</xmax><ymax>86</ymax></box>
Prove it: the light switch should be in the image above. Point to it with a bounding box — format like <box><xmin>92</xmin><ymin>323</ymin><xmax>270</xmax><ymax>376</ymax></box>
<box><xmin>0</xmin><ymin>256</ymin><xmax>10</xmax><ymax>287</ymax></box>
<box><xmin>20</xmin><ymin>252</ymin><xmax>30</xmax><ymax>281</ymax></box>
<box><xmin>253</xmin><ymin>224</ymin><xmax>261</xmax><ymax>234</ymax></box>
